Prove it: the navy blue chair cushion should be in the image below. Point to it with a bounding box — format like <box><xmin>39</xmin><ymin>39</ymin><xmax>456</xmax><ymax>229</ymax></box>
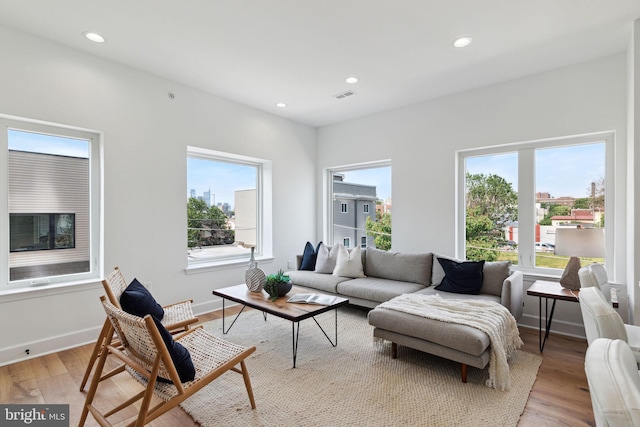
<box><xmin>152</xmin><ymin>317</ymin><xmax>196</xmax><ymax>383</ymax></box>
<box><xmin>435</xmin><ymin>258</ymin><xmax>485</xmax><ymax>295</ymax></box>
<box><xmin>119</xmin><ymin>278</ymin><xmax>165</xmax><ymax>320</ymax></box>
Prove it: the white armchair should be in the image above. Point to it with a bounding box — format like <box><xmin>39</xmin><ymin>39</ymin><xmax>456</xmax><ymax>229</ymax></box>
<box><xmin>579</xmin><ymin>286</ymin><xmax>640</xmax><ymax>364</ymax></box>
<box><xmin>585</xmin><ymin>338</ymin><xmax>640</xmax><ymax>426</ymax></box>
<box><xmin>578</xmin><ymin>263</ymin><xmax>628</xmax><ymax>322</ymax></box>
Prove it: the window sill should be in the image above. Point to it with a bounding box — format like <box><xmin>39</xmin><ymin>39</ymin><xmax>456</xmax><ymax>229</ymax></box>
<box><xmin>0</xmin><ymin>278</ymin><xmax>102</xmax><ymax>304</ymax></box>
<box><xmin>185</xmin><ymin>256</ymin><xmax>274</xmax><ymax>275</ymax></box>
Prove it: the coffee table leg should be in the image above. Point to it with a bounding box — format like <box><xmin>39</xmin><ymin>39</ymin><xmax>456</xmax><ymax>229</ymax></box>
<box><xmin>292</xmin><ymin>321</ymin><xmax>300</xmax><ymax>368</ymax></box>
<box><xmin>311</xmin><ymin>309</ymin><xmax>339</xmax><ymax>347</ymax></box>
<box><xmin>222</xmin><ymin>300</ymin><xmax>247</xmax><ymax>334</ymax></box>
<box><xmin>292</xmin><ymin>309</ymin><xmax>340</xmax><ymax>368</ymax></box>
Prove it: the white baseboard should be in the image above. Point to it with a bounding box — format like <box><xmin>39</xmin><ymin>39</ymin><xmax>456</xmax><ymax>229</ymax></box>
<box><xmin>518</xmin><ymin>313</ymin><xmax>586</xmax><ymax>339</ymax></box>
<box><xmin>0</xmin><ymin>298</ymin><xmax>235</xmax><ymax>367</ymax></box>
<box><xmin>0</xmin><ymin>325</ymin><xmax>102</xmax><ymax>367</ymax></box>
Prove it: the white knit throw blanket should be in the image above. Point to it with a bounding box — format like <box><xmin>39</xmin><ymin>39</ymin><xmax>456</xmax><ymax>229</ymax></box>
<box><xmin>377</xmin><ymin>293</ymin><xmax>523</xmax><ymax>390</ymax></box>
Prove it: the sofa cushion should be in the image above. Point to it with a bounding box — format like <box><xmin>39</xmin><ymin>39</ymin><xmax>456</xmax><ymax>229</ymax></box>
<box><xmin>368</xmin><ymin>307</ymin><xmax>491</xmax><ymax>356</ymax></box>
<box><xmin>435</xmin><ymin>258</ymin><xmax>485</xmax><ymax>295</ymax></box>
<box><xmin>365</xmin><ymin>247</ymin><xmax>432</xmax><ymax>286</ymax></box>
<box><xmin>286</xmin><ymin>270</ymin><xmax>351</xmax><ymax>294</ymax></box>
<box><xmin>300</xmin><ymin>241</ymin><xmax>322</xmax><ymax>271</ymax></box>
<box><xmin>333</xmin><ymin>245</ymin><xmax>366</xmax><ymax>278</ymax></box>
<box><xmin>315</xmin><ymin>243</ymin><xmax>339</xmax><ymax>274</ymax></box>
<box><xmin>481</xmin><ymin>261</ymin><xmax>511</xmax><ymax>296</ymax></box>
<box><xmin>337</xmin><ymin>277</ymin><xmax>425</xmax><ymax>303</ymax></box>
<box><xmin>431</xmin><ymin>253</ymin><xmax>462</xmax><ymax>286</ymax></box>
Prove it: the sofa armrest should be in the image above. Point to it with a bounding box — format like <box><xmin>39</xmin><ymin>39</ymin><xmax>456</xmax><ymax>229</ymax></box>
<box><xmin>296</xmin><ymin>255</ymin><xmax>303</xmax><ymax>270</ymax></box>
<box><xmin>500</xmin><ymin>271</ymin><xmax>523</xmax><ymax>321</ymax></box>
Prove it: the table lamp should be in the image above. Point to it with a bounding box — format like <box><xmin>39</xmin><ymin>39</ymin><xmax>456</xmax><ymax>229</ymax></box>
<box><xmin>554</xmin><ymin>227</ymin><xmax>605</xmax><ymax>290</ymax></box>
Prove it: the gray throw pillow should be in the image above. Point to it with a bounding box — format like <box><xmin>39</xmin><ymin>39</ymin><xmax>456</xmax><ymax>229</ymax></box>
<box><xmin>481</xmin><ymin>261</ymin><xmax>511</xmax><ymax>296</ymax></box>
<box><xmin>315</xmin><ymin>243</ymin><xmax>339</xmax><ymax>274</ymax></box>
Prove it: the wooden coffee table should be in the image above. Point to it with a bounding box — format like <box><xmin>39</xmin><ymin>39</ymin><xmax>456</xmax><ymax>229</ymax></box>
<box><xmin>212</xmin><ymin>284</ymin><xmax>349</xmax><ymax>367</ymax></box>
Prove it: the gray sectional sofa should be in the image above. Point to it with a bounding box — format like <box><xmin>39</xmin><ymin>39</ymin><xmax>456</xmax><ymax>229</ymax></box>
<box><xmin>286</xmin><ymin>246</ymin><xmax>524</xmax><ymax>382</ymax></box>
<box><xmin>287</xmin><ymin>246</ymin><xmax>523</xmax><ymax>319</ymax></box>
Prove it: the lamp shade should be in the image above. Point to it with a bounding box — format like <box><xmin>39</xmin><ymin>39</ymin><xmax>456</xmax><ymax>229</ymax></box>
<box><xmin>554</xmin><ymin>228</ymin><xmax>605</xmax><ymax>258</ymax></box>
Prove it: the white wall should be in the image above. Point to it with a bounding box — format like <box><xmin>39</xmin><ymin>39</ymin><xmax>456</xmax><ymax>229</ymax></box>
<box><xmin>318</xmin><ymin>53</ymin><xmax>629</xmax><ymax>336</ymax></box>
<box><xmin>0</xmin><ymin>25</ymin><xmax>317</xmax><ymax>364</ymax></box>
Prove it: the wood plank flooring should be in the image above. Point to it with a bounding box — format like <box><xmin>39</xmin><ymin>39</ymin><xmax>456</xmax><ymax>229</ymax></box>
<box><xmin>0</xmin><ymin>308</ymin><xmax>594</xmax><ymax>426</ymax></box>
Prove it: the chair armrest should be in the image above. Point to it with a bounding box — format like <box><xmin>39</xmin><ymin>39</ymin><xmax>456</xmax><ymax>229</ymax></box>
<box><xmin>161</xmin><ymin>299</ymin><xmax>194</xmax><ymax>309</ymax></box>
<box><xmin>160</xmin><ymin>300</ymin><xmax>198</xmax><ymax>332</ymax></box>
<box><xmin>501</xmin><ymin>271</ymin><xmax>523</xmax><ymax>321</ymax></box>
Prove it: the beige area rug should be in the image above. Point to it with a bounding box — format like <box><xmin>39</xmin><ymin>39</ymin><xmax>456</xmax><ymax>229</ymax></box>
<box><xmin>180</xmin><ymin>306</ymin><xmax>542</xmax><ymax>427</ymax></box>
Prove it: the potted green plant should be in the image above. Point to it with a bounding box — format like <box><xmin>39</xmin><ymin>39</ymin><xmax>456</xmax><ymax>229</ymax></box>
<box><xmin>264</xmin><ymin>269</ymin><xmax>292</xmax><ymax>301</ymax></box>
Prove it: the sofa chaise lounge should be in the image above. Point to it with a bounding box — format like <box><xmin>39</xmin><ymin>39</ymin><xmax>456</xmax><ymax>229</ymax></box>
<box><xmin>286</xmin><ymin>246</ymin><xmax>524</xmax><ymax>382</ymax></box>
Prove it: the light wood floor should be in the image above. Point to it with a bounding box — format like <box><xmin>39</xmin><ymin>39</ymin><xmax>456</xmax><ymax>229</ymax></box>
<box><xmin>0</xmin><ymin>308</ymin><xmax>594</xmax><ymax>427</ymax></box>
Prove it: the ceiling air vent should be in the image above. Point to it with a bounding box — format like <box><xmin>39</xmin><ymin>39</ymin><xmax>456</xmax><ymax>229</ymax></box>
<box><xmin>334</xmin><ymin>90</ymin><xmax>356</xmax><ymax>100</ymax></box>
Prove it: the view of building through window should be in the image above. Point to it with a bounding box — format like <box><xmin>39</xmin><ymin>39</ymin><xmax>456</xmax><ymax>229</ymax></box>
<box><xmin>7</xmin><ymin>128</ymin><xmax>92</xmax><ymax>282</ymax></box>
<box><xmin>330</xmin><ymin>164</ymin><xmax>391</xmax><ymax>250</ymax></box>
<box><xmin>187</xmin><ymin>150</ymin><xmax>262</xmax><ymax>263</ymax></box>
<box><xmin>464</xmin><ymin>141</ymin><xmax>606</xmax><ymax>270</ymax></box>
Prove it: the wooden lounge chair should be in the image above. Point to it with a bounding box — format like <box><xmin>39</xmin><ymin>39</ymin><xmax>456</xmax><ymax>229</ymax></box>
<box><xmin>79</xmin><ymin>266</ymin><xmax>198</xmax><ymax>391</ymax></box>
<box><xmin>79</xmin><ymin>295</ymin><xmax>256</xmax><ymax>426</ymax></box>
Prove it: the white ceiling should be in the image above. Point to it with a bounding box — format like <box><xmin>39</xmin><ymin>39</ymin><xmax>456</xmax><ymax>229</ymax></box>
<box><xmin>0</xmin><ymin>1</ymin><xmax>639</xmax><ymax>127</ymax></box>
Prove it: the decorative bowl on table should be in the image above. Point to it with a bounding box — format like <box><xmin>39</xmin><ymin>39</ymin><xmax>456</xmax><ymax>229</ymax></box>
<box><xmin>264</xmin><ymin>269</ymin><xmax>292</xmax><ymax>301</ymax></box>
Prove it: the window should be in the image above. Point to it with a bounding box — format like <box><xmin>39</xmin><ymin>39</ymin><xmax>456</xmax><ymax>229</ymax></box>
<box><xmin>343</xmin><ymin>238</ymin><xmax>350</xmax><ymax>248</ymax></box>
<box><xmin>458</xmin><ymin>133</ymin><xmax>611</xmax><ymax>275</ymax></box>
<box><xmin>10</xmin><ymin>214</ymin><xmax>75</xmax><ymax>251</ymax></box>
<box><xmin>187</xmin><ymin>146</ymin><xmax>272</xmax><ymax>267</ymax></box>
<box><xmin>361</xmin><ymin>236</ymin><xmax>367</xmax><ymax>248</ymax></box>
<box><xmin>1</xmin><ymin>117</ymin><xmax>102</xmax><ymax>288</ymax></box>
<box><xmin>325</xmin><ymin>161</ymin><xmax>392</xmax><ymax>250</ymax></box>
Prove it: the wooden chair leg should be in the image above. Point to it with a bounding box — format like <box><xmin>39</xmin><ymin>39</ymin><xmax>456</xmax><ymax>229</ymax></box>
<box><xmin>79</xmin><ymin>318</ymin><xmax>110</xmax><ymax>391</ymax></box>
<box><xmin>461</xmin><ymin>363</ymin><xmax>467</xmax><ymax>383</ymax></box>
<box><xmin>391</xmin><ymin>342</ymin><xmax>398</xmax><ymax>359</ymax></box>
<box><xmin>79</xmin><ymin>324</ymin><xmax>113</xmax><ymax>426</ymax></box>
<box><xmin>240</xmin><ymin>360</ymin><xmax>256</xmax><ymax>409</ymax></box>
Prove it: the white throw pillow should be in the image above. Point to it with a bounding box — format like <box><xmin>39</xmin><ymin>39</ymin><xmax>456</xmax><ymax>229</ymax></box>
<box><xmin>314</xmin><ymin>243</ymin><xmax>339</xmax><ymax>274</ymax></box>
<box><xmin>333</xmin><ymin>245</ymin><xmax>366</xmax><ymax>278</ymax></box>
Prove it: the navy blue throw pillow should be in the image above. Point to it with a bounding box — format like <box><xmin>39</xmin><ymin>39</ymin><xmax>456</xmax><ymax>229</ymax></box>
<box><xmin>120</xmin><ymin>278</ymin><xmax>165</xmax><ymax>320</ymax></box>
<box><xmin>300</xmin><ymin>241</ymin><xmax>322</xmax><ymax>271</ymax></box>
<box><xmin>435</xmin><ymin>258</ymin><xmax>485</xmax><ymax>295</ymax></box>
<box><xmin>152</xmin><ymin>317</ymin><xmax>196</xmax><ymax>383</ymax></box>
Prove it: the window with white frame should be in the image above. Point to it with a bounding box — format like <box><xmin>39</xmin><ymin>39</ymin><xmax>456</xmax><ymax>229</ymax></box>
<box><xmin>187</xmin><ymin>146</ymin><xmax>272</xmax><ymax>267</ymax></box>
<box><xmin>361</xmin><ymin>236</ymin><xmax>367</xmax><ymax>248</ymax></box>
<box><xmin>326</xmin><ymin>161</ymin><xmax>392</xmax><ymax>250</ymax></box>
<box><xmin>458</xmin><ymin>133</ymin><xmax>611</xmax><ymax>275</ymax></box>
<box><xmin>343</xmin><ymin>238</ymin><xmax>350</xmax><ymax>248</ymax></box>
<box><xmin>0</xmin><ymin>117</ymin><xmax>102</xmax><ymax>289</ymax></box>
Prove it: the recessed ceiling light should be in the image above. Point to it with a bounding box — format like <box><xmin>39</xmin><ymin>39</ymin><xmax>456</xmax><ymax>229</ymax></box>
<box><xmin>345</xmin><ymin>76</ymin><xmax>359</xmax><ymax>84</ymax></box>
<box><xmin>452</xmin><ymin>36</ymin><xmax>472</xmax><ymax>48</ymax></box>
<box><xmin>275</xmin><ymin>102</ymin><xmax>287</xmax><ymax>108</ymax></box>
<box><xmin>83</xmin><ymin>31</ymin><xmax>105</xmax><ymax>43</ymax></box>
